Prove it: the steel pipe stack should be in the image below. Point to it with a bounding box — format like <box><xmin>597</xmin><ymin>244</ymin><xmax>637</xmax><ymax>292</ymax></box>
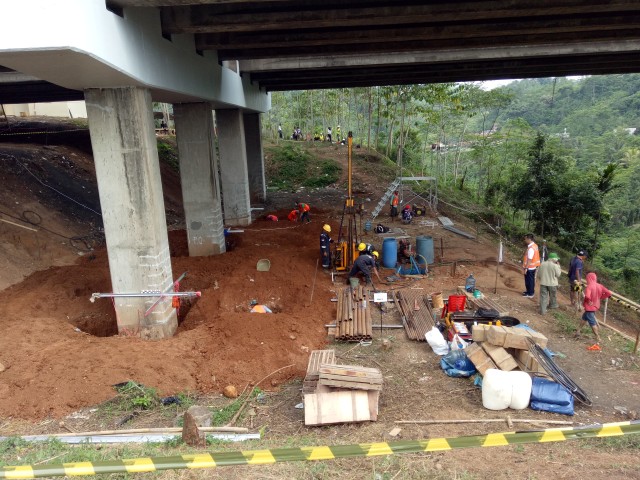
<box><xmin>335</xmin><ymin>286</ymin><xmax>373</xmax><ymax>342</ymax></box>
<box><xmin>395</xmin><ymin>289</ymin><xmax>436</xmax><ymax>341</ymax></box>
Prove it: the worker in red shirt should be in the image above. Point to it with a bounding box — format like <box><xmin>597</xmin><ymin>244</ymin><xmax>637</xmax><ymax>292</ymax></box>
<box><xmin>297</xmin><ymin>202</ymin><xmax>311</xmax><ymax>223</ymax></box>
<box><xmin>287</xmin><ymin>209</ymin><xmax>299</xmax><ymax>222</ymax></box>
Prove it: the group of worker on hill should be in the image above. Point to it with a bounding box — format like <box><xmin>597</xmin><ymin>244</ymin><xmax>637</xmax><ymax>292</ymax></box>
<box><xmin>522</xmin><ymin>234</ymin><xmax>610</xmax><ymax>351</ymax></box>
<box><xmin>278</xmin><ymin>124</ymin><xmax>342</xmax><ymax>143</ymax></box>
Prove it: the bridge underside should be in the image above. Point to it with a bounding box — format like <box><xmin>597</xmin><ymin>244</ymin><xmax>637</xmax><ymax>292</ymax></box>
<box><xmin>111</xmin><ymin>0</ymin><xmax>640</xmax><ymax>90</ymax></box>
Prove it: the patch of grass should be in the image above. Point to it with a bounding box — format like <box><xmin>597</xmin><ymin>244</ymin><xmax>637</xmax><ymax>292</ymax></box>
<box><xmin>157</xmin><ymin>139</ymin><xmax>179</xmax><ymax>172</ymax></box>
<box><xmin>303</xmin><ymin>160</ymin><xmax>341</xmax><ymax>188</ymax></box>
<box><xmin>579</xmin><ymin>434</ymin><xmax>640</xmax><ymax>450</ymax></box>
<box><xmin>552</xmin><ymin>311</ymin><xmax>581</xmax><ymax>335</ymax></box>
<box><xmin>212</xmin><ymin>387</ymin><xmax>263</xmax><ymax>426</ymax></box>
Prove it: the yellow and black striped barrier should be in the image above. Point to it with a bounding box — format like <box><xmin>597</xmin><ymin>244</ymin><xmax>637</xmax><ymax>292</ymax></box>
<box><xmin>0</xmin><ymin>420</ymin><xmax>638</xmax><ymax>478</ymax></box>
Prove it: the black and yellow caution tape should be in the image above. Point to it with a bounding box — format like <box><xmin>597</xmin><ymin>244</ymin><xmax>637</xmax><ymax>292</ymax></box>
<box><xmin>0</xmin><ymin>420</ymin><xmax>638</xmax><ymax>478</ymax></box>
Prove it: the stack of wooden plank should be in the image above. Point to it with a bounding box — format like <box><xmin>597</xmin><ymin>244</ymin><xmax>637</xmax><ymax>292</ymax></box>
<box><xmin>395</xmin><ymin>288</ymin><xmax>435</xmax><ymax>341</ymax></box>
<box><xmin>335</xmin><ymin>286</ymin><xmax>373</xmax><ymax>342</ymax></box>
<box><xmin>465</xmin><ymin>325</ymin><xmax>548</xmax><ymax>375</ymax></box>
<box><xmin>457</xmin><ymin>286</ymin><xmax>510</xmax><ymax>316</ymax></box>
<box><xmin>303</xmin><ymin>349</ymin><xmax>381</xmax><ymax>426</ymax></box>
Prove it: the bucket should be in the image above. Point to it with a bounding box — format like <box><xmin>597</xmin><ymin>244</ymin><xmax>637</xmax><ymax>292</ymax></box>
<box><xmin>416</xmin><ymin>235</ymin><xmax>434</xmax><ymax>265</ymax></box>
<box><xmin>349</xmin><ymin>277</ymin><xmax>360</xmax><ymax>288</ymax></box>
<box><xmin>364</xmin><ymin>221</ymin><xmax>372</xmax><ymax>232</ymax></box>
<box><xmin>382</xmin><ymin>238</ymin><xmax>397</xmax><ymax>268</ymax></box>
<box><xmin>431</xmin><ymin>292</ymin><xmax>444</xmax><ymax>309</ymax></box>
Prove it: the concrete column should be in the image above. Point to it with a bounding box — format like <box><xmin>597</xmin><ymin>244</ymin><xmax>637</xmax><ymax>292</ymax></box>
<box><xmin>174</xmin><ymin>103</ymin><xmax>226</xmax><ymax>256</ymax></box>
<box><xmin>85</xmin><ymin>87</ymin><xmax>177</xmax><ymax>340</ymax></box>
<box><xmin>243</xmin><ymin>112</ymin><xmax>267</xmax><ymax>204</ymax></box>
<box><xmin>216</xmin><ymin>109</ymin><xmax>252</xmax><ymax>226</ymax></box>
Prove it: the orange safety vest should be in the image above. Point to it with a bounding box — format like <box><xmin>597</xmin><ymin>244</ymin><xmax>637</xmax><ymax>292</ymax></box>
<box><xmin>299</xmin><ymin>203</ymin><xmax>310</xmax><ymax>212</ymax></box>
<box><xmin>523</xmin><ymin>242</ymin><xmax>541</xmax><ymax>269</ymax></box>
<box><xmin>288</xmin><ymin>210</ymin><xmax>298</xmax><ymax>221</ymax></box>
<box><xmin>391</xmin><ymin>195</ymin><xmax>399</xmax><ymax>207</ymax></box>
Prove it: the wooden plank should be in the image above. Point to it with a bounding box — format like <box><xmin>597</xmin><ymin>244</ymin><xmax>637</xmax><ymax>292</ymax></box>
<box><xmin>319</xmin><ymin>373</ymin><xmax>383</xmax><ymax>385</ymax></box>
<box><xmin>318</xmin><ymin>378</ymin><xmax>383</xmax><ymax>391</ymax></box>
<box><xmin>303</xmin><ymin>390</ymin><xmax>374</xmax><ymax>426</ymax></box>
<box><xmin>306</xmin><ymin>350</ymin><xmax>336</xmax><ymax>377</ymax></box>
<box><xmin>319</xmin><ymin>364</ymin><xmax>381</xmax><ymax>376</ymax></box>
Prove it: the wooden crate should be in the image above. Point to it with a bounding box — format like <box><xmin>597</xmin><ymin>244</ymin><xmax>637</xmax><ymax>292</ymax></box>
<box><xmin>303</xmin><ymin>350</ymin><xmax>336</xmax><ymax>394</ymax></box>
<box><xmin>318</xmin><ymin>364</ymin><xmax>383</xmax><ymax>391</ymax></box>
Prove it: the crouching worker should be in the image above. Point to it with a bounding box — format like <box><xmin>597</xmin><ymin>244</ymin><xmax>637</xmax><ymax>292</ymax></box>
<box><xmin>320</xmin><ymin>224</ymin><xmax>333</xmax><ymax>268</ymax></box>
<box><xmin>577</xmin><ymin>272</ymin><xmax>612</xmax><ymax>351</ymax></box>
<box><xmin>347</xmin><ymin>253</ymin><xmax>382</xmax><ymax>286</ymax></box>
<box><xmin>287</xmin><ymin>209</ymin><xmax>299</xmax><ymax>222</ymax></box>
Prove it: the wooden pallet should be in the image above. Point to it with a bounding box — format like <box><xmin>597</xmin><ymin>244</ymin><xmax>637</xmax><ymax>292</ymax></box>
<box><xmin>303</xmin><ymin>350</ymin><xmax>336</xmax><ymax>394</ymax></box>
<box><xmin>457</xmin><ymin>286</ymin><xmax>510</xmax><ymax>316</ymax></box>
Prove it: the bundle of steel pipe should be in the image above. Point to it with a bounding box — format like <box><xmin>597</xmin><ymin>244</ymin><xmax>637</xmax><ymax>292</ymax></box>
<box><xmin>396</xmin><ymin>289</ymin><xmax>436</xmax><ymax>341</ymax></box>
<box><xmin>335</xmin><ymin>286</ymin><xmax>373</xmax><ymax>342</ymax></box>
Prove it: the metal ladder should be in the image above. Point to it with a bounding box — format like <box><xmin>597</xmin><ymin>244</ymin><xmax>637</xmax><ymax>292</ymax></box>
<box><xmin>370</xmin><ymin>178</ymin><xmax>401</xmax><ymax>220</ymax></box>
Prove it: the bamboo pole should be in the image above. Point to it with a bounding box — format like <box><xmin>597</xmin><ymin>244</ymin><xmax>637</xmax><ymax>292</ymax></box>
<box><xmin>44</xmin><ymin>426</ymin><xmax>249</xmax><ymax>438</ymax></box>
<box><xmin>395</xmin><ymin>418</ymin><xmax>573</xmax><ymax>426</ymax></box>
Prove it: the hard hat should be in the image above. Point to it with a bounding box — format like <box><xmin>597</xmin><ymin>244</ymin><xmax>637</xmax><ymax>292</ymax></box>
<box><xmin>373</xmin><ymin>251</ymin><xmax>379</xmax><ymax>258</ymax></box>
<box><xmin>323</xmin><ymin>224</ymin><xmax>331</xmax><ymax>233</ymax></box>
<box><xmin>357</xmin><ymin>242</ymin><xmax>366</xmax><ymax>252</ymax></box>
<box><xmin>549</xmin><ymin>252</ymin><xmax>559</xmax><ymax>260</ymax></box>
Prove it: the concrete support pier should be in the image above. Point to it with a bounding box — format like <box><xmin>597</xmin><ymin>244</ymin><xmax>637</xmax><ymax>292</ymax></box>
<box><xmin>217</xmin><ymin>109</ymin><xmax>252</xmax><ymax>226</ymax></box>
<box><xmin>174</xmin><ymin>103</ymin><xmax>226</xmax><ymax>256</ymax></box>
<box><xmin>243</xmin><ymin>113</ymin><xmax>267</xmax><ymax>204</ymax></box>
<box><xmin>85</xmin><ymin>87</ymin><xmax>177</xmax><ymax>340</ymax></box>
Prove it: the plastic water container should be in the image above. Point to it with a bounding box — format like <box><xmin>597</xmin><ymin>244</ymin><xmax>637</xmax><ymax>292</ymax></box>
<box><xmin>364</xmin><ymin>221</ymin><xmax>372</xmax><ymax>233</ymax></box>
<box><xmin>382</xmin><ymin>238</ymin><xmax>397</xmax><ymax>268</ymax></box>
<box><xmin>482</xmin><ymin>369</ymin><xmax>532</xmax><ymax>410</ymax></box>
<box><xmin>416</xmin><ymin>235</ymin><xmax>434</xmax><ymax>265</ymax></box>
<box><xmin>465</xmin><ymin>274</ymin><xmax>476</xmax><ymax>292</ymax></box>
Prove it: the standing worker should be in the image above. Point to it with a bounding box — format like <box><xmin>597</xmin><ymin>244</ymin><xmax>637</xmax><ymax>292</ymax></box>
<box><xmin>320</xmin><ymin>224</ymin><xmax>333</xmax><ymax>268</ymax></box>
<box><xmin>569</xmin><ymin>250</ymin><xmax>587</xmax><ymax>308</ymax></box>
<box><xmin>348</xmin><ymin>253</ymin><xmax>382</xmax><ymax>286</ymax></box>
<box><xmin>297</xmin><ymin>201</ymin><xmax>311</xmax><ymax>223</ymax></box>
<box><xmin>576</xmin><ymin>272</ymin><xmax>611</xmax><ymax>351</ymax></box>
<box><xmin>327</xmin><ymin>126</ymin><xmax>332</xmax><ymax>143</ymax></box>
<box><xmin>522</xmin><ymin>233</ymin><xmax>540</xmax><ymax>298</ymax></box>
<box><xmin>390</xmin><ymin>190</ymin><xmax>399</xmax><ymax>221</ymax></box>
<box><xmin>336</xmin><ymin>125</ymin><xmax>341</xmax><ymax>142</ymax></box>
<box><xmin>278</xmin><ymin>124</ymin><xmax>283</xmax><ymax>139</ymax></box>
<box><xmin>538</xmin><ymin>252</ymin><xmax>561</xmax><ymax>315</ymax></box>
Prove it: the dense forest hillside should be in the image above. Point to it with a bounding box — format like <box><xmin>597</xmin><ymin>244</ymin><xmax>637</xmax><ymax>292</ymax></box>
<box><xmin>266</xmin><ymin>74</ymin><xmax>640</xmax><ymax>298</ymax></box>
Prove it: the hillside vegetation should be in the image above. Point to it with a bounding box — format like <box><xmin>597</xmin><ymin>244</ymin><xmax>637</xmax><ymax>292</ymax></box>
<box><xmin>265</xmin><ymin>75</ymin><xmax>640</xmax><ymax>299</ymax></box>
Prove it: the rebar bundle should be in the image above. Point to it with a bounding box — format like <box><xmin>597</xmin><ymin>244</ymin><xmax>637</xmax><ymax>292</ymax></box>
<box><xmin>395</xmin><ymin>289</ymin><xmax>436</xmax><ymax>341</ymax></box>
<box><xmin>335</xmin><ymin>286</ymin><xmax>373</xmax><ymax>342</ymax></box>
<box><xmin>526</xmin><ymin>338</ymin><xmax>593</xmax><ymax>406</ymax></box>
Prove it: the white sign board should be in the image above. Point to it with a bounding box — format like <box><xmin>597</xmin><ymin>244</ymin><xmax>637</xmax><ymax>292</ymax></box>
<box><xmin>373</xmin><ymin>292</ymin><xmax>388</xmax><ymax>303</ymax></box>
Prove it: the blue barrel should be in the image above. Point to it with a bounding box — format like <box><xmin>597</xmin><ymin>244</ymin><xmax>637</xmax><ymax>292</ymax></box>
<box><xmin>416</xmin><ymin>235</ymin><xmax>434</xmax><ymax>265</ymax></box>
<box><xmin>364</xmin><ymin>221</ymin><xmax>372</xmax><ymax>233</ymax></box>
<box><xmin>382</xmin><ymin>238</ymin><xmax>397</xmax><ymax>268</ymax></box>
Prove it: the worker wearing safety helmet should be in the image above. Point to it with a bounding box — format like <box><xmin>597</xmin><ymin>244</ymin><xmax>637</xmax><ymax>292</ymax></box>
<box><xmin>357</xmin><ymin>242</ymin><xmax>375</xmax><ymax>256</ymax></box>
<box><xmin>320</xmin><ymin>224</ymin><xmax>334</xmax><ymax>268</ymax></box>
<box><xmin>348</xmin><ymin>251</ymin><xmax>381</xmax><ymax>285</ymax></box>
<box><xmin>372</xmin><ymin>250</ymin><xmax>381</xmax><ymax>269</ymax></box>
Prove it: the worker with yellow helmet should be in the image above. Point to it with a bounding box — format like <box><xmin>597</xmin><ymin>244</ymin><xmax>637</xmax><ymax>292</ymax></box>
<box><xmin>357</xmin><ymin>242</ymin><xmax>375</xmax><ymax>256</ymax></box>
<box><xmin>320</xmin><ymin>224</ymin><xmax>334</xmax><ymax>268</ymax></box>
<box><xmin>348</xmin><ymin>248</ymin><xmax>381</xmax><ymax>286</ymax></box>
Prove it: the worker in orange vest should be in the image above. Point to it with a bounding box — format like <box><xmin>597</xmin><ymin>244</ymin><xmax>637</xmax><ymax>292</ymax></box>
<box><xmin>522</xmin><ymin>233</ymin><xmax>541</xmax><ymax>298</ymax></box>
<box><xmin>297</xmin><ymin>201</ymin><xmax>311</xmax><ymax>223</ymax></box>
<box><xmin>390</xmin><ymin>191</ymin><xmax>399</xmax><ymax>221</ymax></box>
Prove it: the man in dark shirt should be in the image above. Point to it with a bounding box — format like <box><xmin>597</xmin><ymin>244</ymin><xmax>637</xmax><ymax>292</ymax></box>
<box><xmin>568</xmin><ymin>250</ymin><xmax>586</xmax><ymax>307</ymax></box>
<box><xmin>348</xmin><ymin>254</ymin><xmax>382</xmax><ymax>285</ymax></box>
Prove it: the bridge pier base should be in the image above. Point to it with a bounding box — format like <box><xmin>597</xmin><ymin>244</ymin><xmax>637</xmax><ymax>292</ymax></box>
<box><xmin>243</xmin><ymin>112</ymin><xmax>267</xmax><ymax>204</ymax></box>
<box><xmin>85</xmin><ymin>87</ymin><xmax>177</xmax><ymax>340</ymax></box>
<box><xmin>174</xmin><ymin>102</ymin><xmax>226</xmax><ymax>257</ymax></box>
<box><xmin>217</xmin><ymin>109</ymin><xmax>252</xmax><ymax>226</ymax></box>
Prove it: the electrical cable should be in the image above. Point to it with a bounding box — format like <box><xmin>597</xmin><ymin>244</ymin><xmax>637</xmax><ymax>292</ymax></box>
<box><xmin>526</xmin><ymin>337</ymin><xmax>593</xmax><ymax>406</ymax></box>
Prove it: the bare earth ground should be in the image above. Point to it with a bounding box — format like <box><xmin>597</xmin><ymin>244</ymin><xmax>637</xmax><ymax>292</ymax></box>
<box><xmin>0</xmin><ymin>123</ymin><xmax>638</xmax><ymax>479</ymax></box>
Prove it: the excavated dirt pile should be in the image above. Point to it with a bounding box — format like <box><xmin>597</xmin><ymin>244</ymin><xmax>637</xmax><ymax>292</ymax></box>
<box><xmin>0</xmin><ymin>216</ymin><xmax>336</xmax><ymax>419</ymax></box>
